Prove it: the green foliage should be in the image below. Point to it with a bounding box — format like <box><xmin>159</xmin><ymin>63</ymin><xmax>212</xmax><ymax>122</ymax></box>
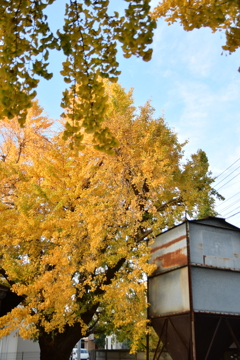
<box><xmin>181</xmin><ymin>149</ymin><xmax>224</xmax><ymax>218</ymax></box>
<box><xmin>0</xmin><ymin>0</ymin><xmax>156</xmax><ymax>152</ymax></box>
<box><xmin>94</xmin><ymin>333</ymin><xmax>107</xmax><ymax>349</ymax></box>
<box><xmin>0</xmin><ymin>0</ymin><xmax>57</xmax><ymax>125</ymax></box>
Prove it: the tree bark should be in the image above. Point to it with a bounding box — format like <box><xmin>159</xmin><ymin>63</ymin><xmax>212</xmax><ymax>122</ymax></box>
<box><xmin>39</xmin><ymin>323</ymin><xmax>84</xmax><ymax>360</ymax></box>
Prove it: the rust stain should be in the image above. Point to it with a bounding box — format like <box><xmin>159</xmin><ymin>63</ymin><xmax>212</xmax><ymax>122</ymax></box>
<box><xmin>154</xmin><ymin>247</ymin><xmax>187</xmax><ymax>268</ymax></box>
<box><xmin>151</xmin><ymin>235</ymin><xmax>186</xmax><ymax>253</ymax></box>
<box><xmin>234</xmin><ymin>253</ymin><xmax>239</xmax><ymax>258</ymax></box>
<box><xmin>209</xmin><ymin>256</ymin><xmax>232</xmax><ymax>261</ymax></box>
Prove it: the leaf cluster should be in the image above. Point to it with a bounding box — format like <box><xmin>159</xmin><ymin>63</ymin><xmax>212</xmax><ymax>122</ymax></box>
<box><xmin>0</xmin><ymin>0</ymin><xmax>57</xmax><ymax>124</ymax></box>
<box><xmin>0</xmin><ymin>0</ymin><xmax>156</xmax><ymax>151</ymax></box>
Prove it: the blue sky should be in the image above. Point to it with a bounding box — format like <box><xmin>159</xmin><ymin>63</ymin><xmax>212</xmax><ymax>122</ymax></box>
<box><xmin>36</xmin><ymin>0</ymin><xmax>240</xmax><ymax>226</ymax></box>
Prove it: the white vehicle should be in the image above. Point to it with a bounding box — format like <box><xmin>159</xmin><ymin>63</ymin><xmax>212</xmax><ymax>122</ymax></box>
<box><xmin>80</xmin><ymin>348</ymin><xmax>89</xmax><ymax>360</ymax></box>
<box><xmin>71</xmin><ymin>348</ymin><xmax>89</xmax><ymax>360</ymax></box>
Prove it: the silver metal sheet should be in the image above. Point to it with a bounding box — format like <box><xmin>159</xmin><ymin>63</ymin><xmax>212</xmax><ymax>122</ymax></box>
<box><xmin>150</xmin><ymin>223</ymin><xmax>187</xmax><ymax>275</ymax></box>
<box><xmin>149</xmin><ymin>267</ymin><xmax>190</xmax><ymax>317</ymax></box>
<box><xmin>189</xmin><ymin>223</ymin><xmax>240</xmax><ymax>270</ymax></box>
<box><xmin>192</xmin><ymin>217</ymin><xmax>238</xmax><ymax>230</ymax></box>
<box><xmin>191</xmin><ymin>267</ymin><xmax>240</xmax><ymax>314</ymax></box>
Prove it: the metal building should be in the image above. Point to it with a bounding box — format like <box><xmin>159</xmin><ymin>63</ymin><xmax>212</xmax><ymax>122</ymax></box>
<box><xmin>148</xmin><ymin>217</ymin><xmax>240</xmax><ymax>360</ymax></box>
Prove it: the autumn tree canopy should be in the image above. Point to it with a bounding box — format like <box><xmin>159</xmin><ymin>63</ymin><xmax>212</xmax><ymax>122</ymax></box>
<box><xmin>152</xmin><ymin>0</ymin><xmax>240</xmax><ymax>69</ymax></box>
<box><xmin>0</xmin><ymin>0</ymin><xmax>156</xmax><ymax>151</ymax></box>
<box><xmin>0</xmin><ymin>83</ymin><xmax>220</xmax><ymax>360</ymax></box>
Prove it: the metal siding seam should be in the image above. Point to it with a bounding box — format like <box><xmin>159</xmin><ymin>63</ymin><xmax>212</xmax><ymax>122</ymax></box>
<box><xmin>186</xmin><ymin>221</ymin><xmax>196</xmax><ymax>360</ymax></box>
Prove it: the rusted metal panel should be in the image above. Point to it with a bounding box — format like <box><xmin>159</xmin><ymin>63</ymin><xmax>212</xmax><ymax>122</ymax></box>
<box><xmin>191</xmin><ymin>267</ymin><xmax>240</xmax><ymax>315</ymax></box>
<box><xmin>149</xmin><ymin>267</ymin><xmax>190</xmax><ymax>318</ymax></box>
<box><xmin>189</xmin><ymin>223</ymin><xmax>240</xmax><ymax>271</ymax></box>
<box><xmin>150</xmin><ymin>224</ymin><xmax>187</xmax><ymax>275</ymax></box>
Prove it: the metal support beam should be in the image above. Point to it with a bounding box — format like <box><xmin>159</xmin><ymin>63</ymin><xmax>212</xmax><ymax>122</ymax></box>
<box><xmin>204</xmin><ymin>317</ymin><xmax>221</xmax><ymax>360</ymax></box>
<box><xmin>225</xmin><ymin>318</ymin><xmax>240</xmax><ymax>353</ymax></box>
<box><xmin>153</xmin><ymin>319</ymin><xmax>167</xmax><ymax>360</ymax></box>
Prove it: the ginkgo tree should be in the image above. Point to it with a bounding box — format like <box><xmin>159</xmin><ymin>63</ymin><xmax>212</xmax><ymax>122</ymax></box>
<box><xmin>0</xmin><ymin>82</ymin><xmax>221</xmax><ymax>360</ymax></box>
<box><xmin>152</xmin><ymin>0</ymin><xmax>240</xmax><ymax>69</ymax></box>
<box><xmin>0</xmin><ymin>0</ymin><xmax>156</xmax><ymax>151</ymax></box>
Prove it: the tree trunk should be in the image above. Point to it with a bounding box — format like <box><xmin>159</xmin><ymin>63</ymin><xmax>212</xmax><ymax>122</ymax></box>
<box><xmin>38</xmin><ymin>323</ymin><xmax>84</xmax><ymax>360</ymax></box>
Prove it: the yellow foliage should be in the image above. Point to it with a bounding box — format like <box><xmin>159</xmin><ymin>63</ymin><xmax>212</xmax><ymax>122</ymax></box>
<box><xmin>152</xmin><ymin>0</ymin><xmax>240</xmax><ymax>63</ymax></box>
<box><xmin>0</xmin><ymin>83</ymin><xmax>220</xmax><ymax>356</ymax></box>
